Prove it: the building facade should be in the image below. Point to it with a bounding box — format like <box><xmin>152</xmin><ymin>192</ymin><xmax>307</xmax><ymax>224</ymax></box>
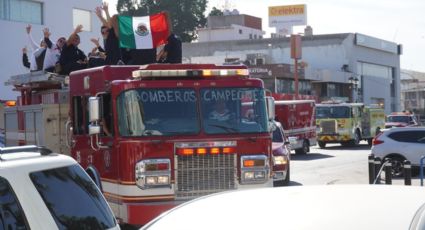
<box><xmin>198</xmin><ymin>13</ymin><xmax>265</xmax><ymax>42</ymax></box>
<box><xmin>183</xmin><ymin>29</ymin><xmax>402</xmax><ymax>114</ymax></box>
<box><xmin>0</xmin><ymin>0</ymin><xmax>102</xmax><ymax>100</ymax></box>
<box><xmin>400</xmin><ymin>70</ymin><xmax>425</xmax><ymax>116</ymax></box>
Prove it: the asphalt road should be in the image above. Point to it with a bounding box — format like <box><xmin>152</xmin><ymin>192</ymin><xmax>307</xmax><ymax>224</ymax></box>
<box><xmin>289</xmin><ymin>141</ymin><xmax>424</xmax><ymax>187</ymax></box>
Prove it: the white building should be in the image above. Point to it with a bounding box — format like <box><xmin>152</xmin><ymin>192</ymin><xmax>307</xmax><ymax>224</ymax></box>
<box><xmin>0</xmin><ymin>0</ymin><xmax>102</xmax><ymax>100</ymax></box>
<box><xmin>197</xmin><ymin>13</ymin><xmax>265</xmax><ymax>42</ymax></box>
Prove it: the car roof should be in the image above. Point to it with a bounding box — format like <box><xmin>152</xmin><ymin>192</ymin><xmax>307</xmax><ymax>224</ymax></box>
<box><xmin>0</xmin><ymin>146</ymin><xmax>77</xmax><ymax>175</ymax></box>
<box><xmin>382</xmin><ymin>127</ymin><xmax>425</xmax><ymax>133</ymax></box>
<box><xmin>143</xmin><ymin>185</ymin><xmax>425</xmax><ymax>230</ymax></box>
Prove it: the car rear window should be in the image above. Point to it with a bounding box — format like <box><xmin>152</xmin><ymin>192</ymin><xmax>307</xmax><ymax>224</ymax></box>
<box><xmin>388</xmin><ymin>130</ymin><xmax>425</xmax><ymax>143</ymax></box>
<box><xmin>30</xmin><ymin>165</ymin><xmax>116</xmax><ymax>230</ymax></box>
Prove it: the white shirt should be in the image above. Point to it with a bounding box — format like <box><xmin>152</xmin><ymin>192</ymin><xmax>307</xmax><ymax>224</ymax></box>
<box><xmin>43</xmin><ymin>40</ymin><xmax>61</xmax><ymax>70</ymax></box>
<box><xmin>27</xmin><ymin>33</ymin><xmax>45</xmax><ymax>71</ymax></box>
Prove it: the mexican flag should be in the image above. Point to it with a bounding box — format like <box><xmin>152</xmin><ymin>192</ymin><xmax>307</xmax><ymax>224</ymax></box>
<box><xmin>118</xmin><ymin>12</ymin><xmax>170</xmax><ymax>49</ymax></box>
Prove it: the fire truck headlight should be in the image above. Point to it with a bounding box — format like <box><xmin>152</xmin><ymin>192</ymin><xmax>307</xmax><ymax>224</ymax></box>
<box><xmin>240</xmin><ymin>155</ymin><xmax>269</xmax><ymax>184</ymax></box>
<box><xmin>243</xmin><ymin>172</ymin><xmax>255</xmax><ymax>180</ymax></box>
<box><xmin>254</xmin><ymin>171</ymin><xmax>266</xmax><ymax>179</ymax></box>
<box><xmin>135</xmin><ymin>159</ymin><xmax>171</xmax><ymax>189</ymax></box>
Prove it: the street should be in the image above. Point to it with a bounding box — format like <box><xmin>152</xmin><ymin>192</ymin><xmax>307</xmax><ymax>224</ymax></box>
<box><xmin>289</xmin><ymin>141</ymin><xmax>423</xmax><ymax>186</ymax></box>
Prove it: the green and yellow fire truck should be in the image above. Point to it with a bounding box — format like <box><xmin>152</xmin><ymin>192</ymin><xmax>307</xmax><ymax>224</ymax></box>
<box><xmin>316</xmin><ymin>102</ymin><xmax>385</xmax><ymax>148</ymax></box>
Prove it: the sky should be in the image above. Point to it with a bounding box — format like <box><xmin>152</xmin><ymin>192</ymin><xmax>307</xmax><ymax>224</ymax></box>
<box><xmin>104</xmin><ymin>0</ymin><xmax>425</xmax><ymax>72</ymax></box>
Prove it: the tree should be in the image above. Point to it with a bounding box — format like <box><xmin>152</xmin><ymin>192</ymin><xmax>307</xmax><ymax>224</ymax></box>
<box><xmin>116</xmin><ymin>0</ymin><xmax>207</xmax><ymax>42</ymax></box>
<box><xmin>209</xmin><ymin>7</ymin><xmax>223</xmax><ymax>16</ymax></box>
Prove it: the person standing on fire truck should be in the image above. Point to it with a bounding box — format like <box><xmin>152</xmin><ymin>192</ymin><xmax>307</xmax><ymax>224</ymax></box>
<box><xmin>59</xmin><ymin>24</ymin><xmax>87</xmax><ymax>75</ymax></box>
<box><xmin>94</xmin><ymin>2</ymin><xmax>122</xmax><ymax>65</ymax></box>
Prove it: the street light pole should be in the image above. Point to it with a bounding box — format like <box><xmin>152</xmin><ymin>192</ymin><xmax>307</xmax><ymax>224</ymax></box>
<box><xmin>349</xmin><ymin>76</ymin><xmax>359</xmax><ymax>102</ymax></box>
<box><xmin>290</xmin><ymin>35</ymin><xmax>302</xmax><ymax>99</ymax></box>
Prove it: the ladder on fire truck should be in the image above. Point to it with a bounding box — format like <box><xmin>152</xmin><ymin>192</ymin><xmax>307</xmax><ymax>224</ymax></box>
<box><xmin>5</xmin><ymin>71</ymin><xmax>68</xmax><ymax>105</ymax></box>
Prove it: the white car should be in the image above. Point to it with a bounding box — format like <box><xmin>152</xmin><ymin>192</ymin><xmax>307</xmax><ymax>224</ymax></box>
<box><xmin>141</xmin><ymin>185</ymin><xmax>425</xmax><ymax>230</ymax></box>
<box><xmin>371</xmin><ymin>127</ymin><xmax>425</xmax><ymax>176</ymax></box>
<box><xmin>0</xmin><ymin>145</ymin><xmax>120</xmax><ymax>230</ymax></box>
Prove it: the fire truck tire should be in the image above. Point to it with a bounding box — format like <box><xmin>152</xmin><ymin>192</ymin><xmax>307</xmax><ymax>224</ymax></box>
<box><xmin>318</xmin><ymin>141</ymin><xmax>326</xmax><ymax>148</ymax></box>
<box><xmin>350</xmin><ymin>130</ymin><xmax>361</xmax><ymax>146</ymax></box>
<box><xmin>295</xmin><ymin>140</ymin><xmax>309</xmax><ymax>155</ymax></box>
<box><xmin>367</xmin><ymin>138</ymin><xmax>373</xmax><ymax>146</ymax></box>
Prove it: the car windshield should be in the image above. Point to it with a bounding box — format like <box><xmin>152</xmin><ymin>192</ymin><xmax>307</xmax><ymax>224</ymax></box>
<box><xmin>117</xmin><ymin>88</ymin><xmax>200</xmax><ymax>136</ymax></box>
<box><xmin>316</xmin><ymin>106</ymin><xmax>351</xmax><ymax>119</ymax></box>
<box><xmin>30</xmin><ymin>165</ymin><xmax>116</xmax><ymax>230</ymax></box>
<box><xmin>272</xmin><ymin>126</ymin><xmax>284</xmax><ymax>142</ymax></box>
<box><xmin>387</xmin><ymin>115</ymin><xmax>411</xmax><ymax>123</ymax></box>
<box><xmin>200</xmin><ymin>87</ymin><xmax>268</xmax><ymax>134</ymax></box>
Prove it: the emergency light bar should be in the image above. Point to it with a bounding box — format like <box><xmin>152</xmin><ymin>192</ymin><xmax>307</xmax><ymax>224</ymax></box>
<box><xmin>132</xmin><ymin>68</ymin><xmax>249</xmax><ymax>79</ymax></box>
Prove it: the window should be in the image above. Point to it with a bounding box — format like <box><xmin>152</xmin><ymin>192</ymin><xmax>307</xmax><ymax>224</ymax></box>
<box><xmin>30</xmin><ymin>165</ymin><xmax>116</xmax><ymax>230</ymax></box>
<box><xmin>0</xmin><ymin>177</ymin><xmax>29</xmax><ymax>230</ymax></box>
<box><xmin>201</xmin><ymin>87</ymin><xmax>268</xmax><ymax>134</ymax></box>
<box><xmin>73</xmin><ymin>8</ymin><xmax>91</xmax><ymax>31</ymax></box>
<box><xmin>239</xmin><ymin>29</ymin><xmax>242</xmax><ymax>34</ymax></box>
<box><xmin>388</xmin><ymin>131</ymin><xmax>425</xmax><ymax>143</ymax></box>
<box><xmin>0</xmin><ymin>0</ymin><xmax>42</xmax><ymax>24</ymax></box>
<box><xmin>72</xmin><ymin>96</ymin><xmax>87</xmax><ymax>135</ymax></box>
<box><xmin>117</xmin><ymin>88</ymin><xmax>200</xmax><ymax>136</ymax></box>
<box><xmin>100</xmin><ymin>94</ymin><xmax>113</xmax><ymax>136</ymax></box>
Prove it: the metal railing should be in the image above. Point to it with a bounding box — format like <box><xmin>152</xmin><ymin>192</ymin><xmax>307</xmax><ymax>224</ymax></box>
<box><xmin>368</xmin><ymin>154</ymin><xmax>412</xmax><ymax>185</ymax></box>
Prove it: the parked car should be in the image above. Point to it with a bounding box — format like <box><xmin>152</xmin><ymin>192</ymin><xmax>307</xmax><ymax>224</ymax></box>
<box><xmin>141</xmin><ymin>185</ymin><xmax>425</xmax><ymax>230</ymax></box>
<box><xmin>385</xmin><ymin>112</ymin><xmax>420</xmax><ymax>128</ymax></box>
<box><xmin>371</xmin><ymin>127</ymin><xmax>425</xmax><ymax>176</ymax></box>
<box><xmin>271</xmin><ymin>121</ymin><xmax>291</xmax><ymax>186</ymax></box>
<box><xmin>0</xmin><ymin>145</ymin><xmax>120</xmax><ymax>230</ymax></box>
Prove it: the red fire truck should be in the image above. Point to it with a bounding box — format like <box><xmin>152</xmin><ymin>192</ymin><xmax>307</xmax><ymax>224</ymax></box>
<box><xmin>4</xmin><ymin>64</ymin><xmax>277</xmax><ymax>225</ymax></box>
<box><xmin>274</xmin><ymin>100</ymin><xmax>317</xmax><ymax>154</ymax></box>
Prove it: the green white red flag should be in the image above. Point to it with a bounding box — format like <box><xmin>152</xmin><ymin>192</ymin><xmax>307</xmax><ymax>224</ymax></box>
<box><xmin>118</xmin><ymin>12</ymin><xmax>170</xmax><ymax>49</ymax></box>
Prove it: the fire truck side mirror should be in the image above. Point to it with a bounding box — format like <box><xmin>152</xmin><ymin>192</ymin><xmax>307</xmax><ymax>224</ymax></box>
<box><xmin>266</xmin><ymin>96</ymin><xmax>275</xmax><ymax>121</ymax></box>
<box><xmin>88</xmin><ymin>97</ymin><xmax>100</xmax><ymax>122</ymax></box>
<box><xmin>89</xmin><ymin>124</ymin><xmax>101</xmax><ymax>135</ymax></box>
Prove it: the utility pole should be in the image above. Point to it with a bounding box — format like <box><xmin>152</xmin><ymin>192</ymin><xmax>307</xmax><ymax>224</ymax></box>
<box><xmin>290</xmin><ymin>34</ymin><xmax>301</xmax><ymax>99</ymax></box>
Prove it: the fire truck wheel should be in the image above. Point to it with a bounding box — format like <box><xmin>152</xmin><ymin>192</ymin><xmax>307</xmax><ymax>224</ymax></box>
<box><xmin>318</xmin><ymin>141</ymin><xmax>326</xmax><ymax>148</ymax></box>
<box><xmin>367</xmin><ymin>138</ymin><xmax>373</xmax><ymax>146</ymax></box>
<box><xmin>295</xmin><ymin>140</ymin><xmax>309</xmax><ymax>155</ymax></box>
<box><xmin>350</xmin><ymin>130</ymin><xmax>361</xmax><ymax>146</ymax></box>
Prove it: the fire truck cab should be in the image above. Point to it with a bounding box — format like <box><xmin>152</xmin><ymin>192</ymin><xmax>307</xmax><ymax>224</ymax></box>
<box><xmin>316</xmin><ymin>101</ymin><xmax>385</xmax><ymax>148</ymax></box>
<box><xmin>4</xmin><ymin>64</ymin><xmax>277</xmax><ymax>225</ymax></box>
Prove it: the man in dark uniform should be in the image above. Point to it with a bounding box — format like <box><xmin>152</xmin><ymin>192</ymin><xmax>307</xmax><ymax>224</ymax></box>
<box><xmin>59</xmin><ymin>25</ymin><xmax>87</xmax><ymax>75</ymax></box>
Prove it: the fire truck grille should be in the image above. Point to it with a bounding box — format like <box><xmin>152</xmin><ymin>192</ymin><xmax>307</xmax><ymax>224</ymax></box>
<box><xmin>321</xmin><ymin>120</ymin><xmax>337</xmax><ymax>133</ymax></box>
<box><xmin>175</xmin><ymin>154</ymin><xmax>237</xmax><ymax>200</ymax></box>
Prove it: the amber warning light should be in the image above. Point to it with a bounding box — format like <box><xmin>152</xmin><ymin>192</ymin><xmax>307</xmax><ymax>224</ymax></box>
<box><xmin>132</xmin><ymin>69</ymin><xmax>249</xmax><ymax>78</ymax></box>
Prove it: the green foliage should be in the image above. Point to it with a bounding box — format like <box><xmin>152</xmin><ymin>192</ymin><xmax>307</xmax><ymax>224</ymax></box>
<box><xmin>209</xmin><ymin>7</ymin><xmax>223</xmax><ymax>16</ymax></box>
<box><xmin>116</xmin><ymin>0</ymin><xmax>208</xmax><ymax>42</ymax></box>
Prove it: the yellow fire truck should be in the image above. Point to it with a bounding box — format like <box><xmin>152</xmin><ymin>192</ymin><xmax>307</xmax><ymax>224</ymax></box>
<box><xmin>316</xmin><ymin>102</ymin><xmax>385</xmax><ymax>148</ymax></box>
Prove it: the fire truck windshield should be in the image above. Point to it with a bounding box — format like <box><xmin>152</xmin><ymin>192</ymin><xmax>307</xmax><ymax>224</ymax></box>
<box><xmin>116</xmin><ymin>87</ymin><xmax>268</xmax><ymax>136</ymax></box>
<box><xmin>117</xmin><ymin>88</ymin><xmax>200</xmax><ymax>136</ymax></box>
<box><xmin>316</xmin><ymin>106</ymin><xmax>351</xmax><ymax>119</ymax></box>
<box><xmin>200</xmin><ymin>87</ymin><xmax>268</xmax><ymax>134</ymax></box>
